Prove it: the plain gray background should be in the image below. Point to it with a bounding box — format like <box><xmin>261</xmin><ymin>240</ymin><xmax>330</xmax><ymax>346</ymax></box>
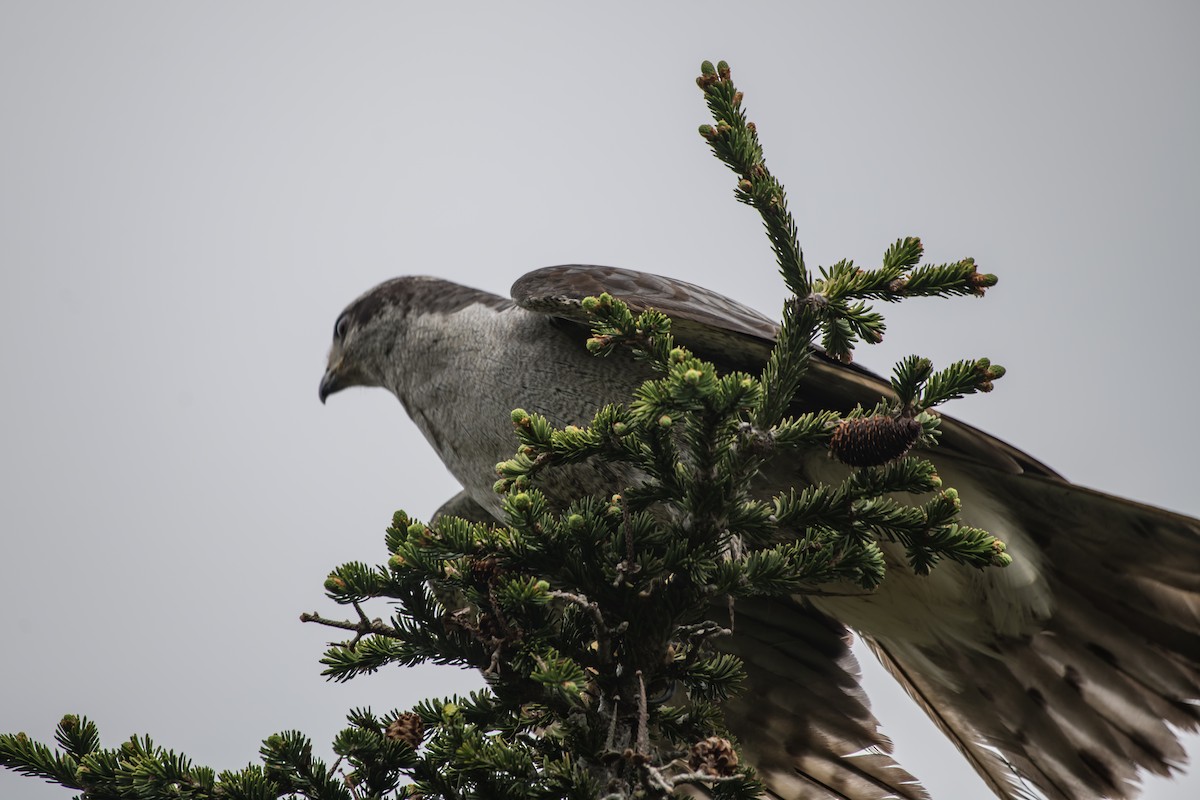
<box><xmin>2</xmin><ymin>2</ymin><xmax>1196</xmax><ymax>798</ymax></box>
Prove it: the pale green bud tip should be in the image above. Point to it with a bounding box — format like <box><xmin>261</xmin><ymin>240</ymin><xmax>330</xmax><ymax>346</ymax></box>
<box><xmin>580</xmin><ymin>295</ymin><xmax>598</xmax><ymax>312</ymax></box>
<box><xmin>992</xmin><ymin>551</ymin><xmax>1013</xmax><ymax>568</ymax></box>
<box><xmin>392</xmin><ymin>510</ymin><xmax>410</xmax><ymax>529</ymax></box>
<box><xmin>511</xmin><ymin>408</ymin><xmax>530</xmax><ymax>424</ymax></box>
<box><xmin>611</xmin><ymin>421</ymin><xmax>627</xmax><ymax>435</ymax></box>
<box><xmin>669</xmin><ymin>347</ymin><xmax>687</xmax><ymax>362</ymax></box>
<box><xmin>534</xmin><ymin>579</ymin><xmax>550</xmax><ymax>592</ymax></box>
<box><xmin>929</xmin><ymin>473</ymin><xmax>943</xmax><ymax>487</ymax></box>
<box><xmin>717</xmin><ymin>60</ymin><xmax>730</xmax><ymax>78</ymax></box>
<box><xmin>407</xmin><ymin>522</ymin><xmax>426</xmax><ymax>538</ymax></box>
<box><xmin>658</xmin><ymin>414</ymin><xmax>673</xmax><ymax>427</ymax></box>
<box><xmin>492</xmin><ymin>479</ymin><xmax>508</xmax><ymax>494</ymax></box>
<box><xmin>443</xmin><ymin>702</ymin><xmax>459</xmax><ymax>717</ymax></box>
<box><xmin>324</xmin><ymin>575</ymin><xmax>347</xmax><ymax>592</ymax></box>
<box><xmin>388</xmin><ymin>554</ymin><xmax>406</xmax><ymax>570</ymax></box>
<box><xmin>586</xmin><ymin>338</ymin><xmax>605</xmax><ymax>353</ymax></box>
<box><xmin>700</xmin><ymin>60</ymin><xmax>716</xmax><ymax>75</ymax></box>
<box><xmin>684</xmin><ymin>368</ymin><xmax>703</xmax><ymax>383</ymax></box>
<box><xmin>567</xmin><ymin>514</ymin><xmax>584</xmax><ymax>529</ymax></box>
<box><xmin>511</xmin><ymin>492</ymin><xmax>531</xmax><ymax>510</ymax></box>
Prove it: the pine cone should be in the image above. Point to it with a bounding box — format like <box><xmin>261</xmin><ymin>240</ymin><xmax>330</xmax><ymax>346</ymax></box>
<box><xmin>386</xmin><ymin>712</ymin><xmax>425</xmax><ymax>749</ymax></box>
<box><xmin>828</xmin><ymin>414</ymin><xmax>921</xmax><ymax>467</ymax></box>
<box><xmin>469</xmin><ymin>556</ymin><xmax>504</xmax><ymax>586</ymax></box>
<box><xmin>689</xmin><ymin>736</ymin><xmax>739</xmax><ymax>777</ymax></box>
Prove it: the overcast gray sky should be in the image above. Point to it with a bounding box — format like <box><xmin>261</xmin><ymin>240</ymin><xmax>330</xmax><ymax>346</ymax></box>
<box><xmin>2</xmin><ymin>3</ymin><xmax>1197</xmax><ymax>798</ymax></box>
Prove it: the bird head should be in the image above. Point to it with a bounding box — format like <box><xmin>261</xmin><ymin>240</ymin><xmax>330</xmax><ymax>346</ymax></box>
<box><xmin>319</xmin><ymin>276</ymin><xmax>513</xmax><ymax>404</ymax></box>
<box><xmin>319</xmin><ymin>278</ymin><xmax>417</xmax><ymax>404</ymax></box>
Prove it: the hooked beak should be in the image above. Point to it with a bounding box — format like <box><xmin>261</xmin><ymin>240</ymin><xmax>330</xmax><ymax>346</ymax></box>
<box><xmin>318</xmin><ymin>364</ymin><xmax>344</xmax><ymax>404</ymax></box>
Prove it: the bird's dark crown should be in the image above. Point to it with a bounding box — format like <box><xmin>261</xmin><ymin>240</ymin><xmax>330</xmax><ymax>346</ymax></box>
<box><xmin>335</xmin><ymin>276</ymin><xmax>513</xmax><ymax>338</ymax></box>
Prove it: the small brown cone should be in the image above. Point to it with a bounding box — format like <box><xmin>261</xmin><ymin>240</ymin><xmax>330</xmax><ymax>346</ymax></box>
<box><xmin>386</xmin><ymin>712</ymin><xmax>425</xmax><ymax>749</ymax></box>
<box><xmin>829</xmin><ymin>415</ymin><xmax>922</xmax><ymax>468</ymax></box>
<box><xmin>689</xmin><ymin>736</ymin><xmax>739</xmax><ymax>777</ymax></box>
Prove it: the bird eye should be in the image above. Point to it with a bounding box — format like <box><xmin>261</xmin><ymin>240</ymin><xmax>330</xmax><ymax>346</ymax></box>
<box><xmin>334</xmin><ymin>314</ymin><xmax>350</xmax><ymax>340</ymax></box>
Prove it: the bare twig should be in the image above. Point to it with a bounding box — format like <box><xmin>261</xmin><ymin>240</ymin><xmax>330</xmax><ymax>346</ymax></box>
<box><xmin>299</xmin><ymin>611</ymin><xmax>404</xmax><ymax>641</ymax></box>
<box><xmin>635</xmin><ymin>671</ymin><xmax>649</xmax><ymax>755</ymax></box>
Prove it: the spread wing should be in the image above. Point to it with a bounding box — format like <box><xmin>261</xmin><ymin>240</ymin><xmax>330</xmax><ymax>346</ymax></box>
<box><xmin>511</xmin><ymin>265</ymin><xmax>1058</xmax><ymax>477</ymax></box>
<box><xmin>511</xmin><ymin>264</ymin><xmax>1200</xmax><ymax>799</ymax></box>
<box><xmin>721</xmin><ymin>597</ymin><xmax>927</xmax><ymax>800</ymax></box>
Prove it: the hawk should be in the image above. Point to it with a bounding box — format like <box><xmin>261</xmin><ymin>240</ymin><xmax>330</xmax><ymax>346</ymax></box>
<box><xmin>319</xmin><ymin>265</ymin><xmax>1199</xmax><ymax>799</ymax></box>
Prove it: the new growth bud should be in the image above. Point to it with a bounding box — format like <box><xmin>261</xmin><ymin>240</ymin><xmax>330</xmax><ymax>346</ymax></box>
<box><xmin>990</xmin><ymin>539</ymin><xmax>1012</xmax><ymax>567</ymax></box>
<box><xmin>972</xmin><ymin>272</ymin><xmax>999</xmax><ymax>290</ymax></box>
<box><xmin>973</xmin><ymin>359</ymin><xmax>1006</xmax><ymax>391</ymax></box>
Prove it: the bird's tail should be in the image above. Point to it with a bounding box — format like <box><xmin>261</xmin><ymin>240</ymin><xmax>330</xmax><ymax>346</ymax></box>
<box><xmin>866</xmin><ymin>473</ymin><xmax>1200</xmax><ymax>800</ymax></box>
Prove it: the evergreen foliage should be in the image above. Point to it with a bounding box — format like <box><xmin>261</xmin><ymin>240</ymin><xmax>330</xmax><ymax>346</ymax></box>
<box><xmin>2</xmin><ymin>60</ymin><xmax>1007</xmax><ymax>799</ymax></box>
